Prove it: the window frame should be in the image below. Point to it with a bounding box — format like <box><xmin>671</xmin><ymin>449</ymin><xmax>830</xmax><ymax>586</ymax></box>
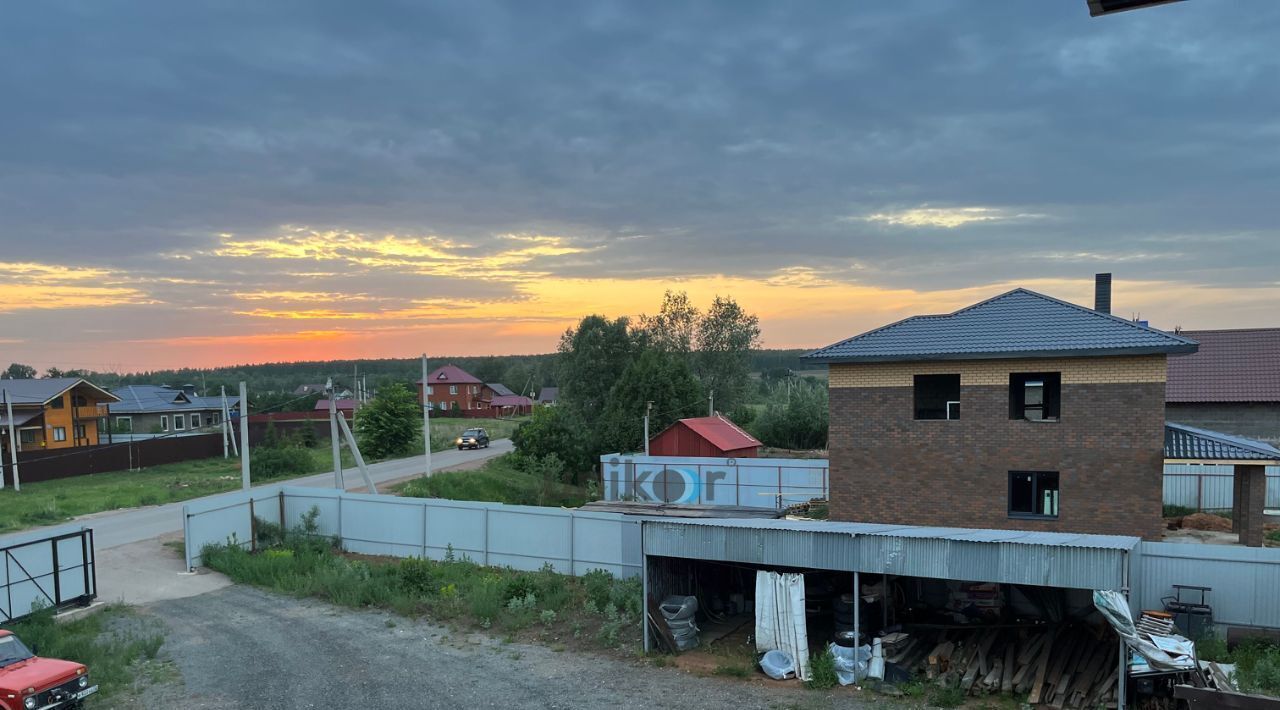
<box><xmin>52</xmin><ymin>426</ymin><xmax>67</xmax><ymax>442</ymax></box>
<box><xmin>1009</xmin><ymin>372</ymin><xmax>1061</xmax><ymax>421</ymax></box>
<box><xmin>19</xmin><ymin>428</ymin><xmax>37</xmax><ymax>444</ymax></box>
<box><xmin>116</xmin><ymin>416</ymin><xmax>133</xmax><ymax>433</ymax></box>
<box><xmin>161</xmin><ymin>415</ymin><xmax>169</xmax><ymax>432</ymax></box>
<box><xmin>913</xmin><ymin>374</ymin><xmax>961</xmax><ymax>421</ymax></box>
<box><xmin>49</xmin><ymin>395</ymin><xmax>65</xmax><ymax>409</ymax></box>
<box><xmin>191</xmin><ymin>413</ymin><xmax>202</xmax><ymax>429</ymax></box>
<box><xmin>1008</xmin><ymin>470</ymin><xmax>1060</xmax><ymax>520</ymax></box>
<box><xmin>449</xmin><ymin>385</ymin><xmax>458</xmax><ymax>395</ymax></box>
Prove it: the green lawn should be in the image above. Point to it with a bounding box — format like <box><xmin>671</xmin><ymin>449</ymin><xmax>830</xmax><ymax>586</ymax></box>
<box><xmin>393</xmin><ymin>453</ymin><xmax>587</xmax><ymax>507</ymax></box>
<box><xmin>0</xmin><ymin>447</ymin><xmax>354</xmax><ymax>535</ymax></box>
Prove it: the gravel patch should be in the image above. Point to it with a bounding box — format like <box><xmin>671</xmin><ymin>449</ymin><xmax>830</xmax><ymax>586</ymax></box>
<box><xmin>142</xmin><ymin>586</ymin><xmax>891</xmax><ymax>709</ymax></box>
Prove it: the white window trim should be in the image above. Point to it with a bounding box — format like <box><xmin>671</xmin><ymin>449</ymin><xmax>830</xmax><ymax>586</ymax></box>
<box><xmin>52</xmin><ymin>426</ymin><xmax>67</xmax><ymax>442</ymax></box>
<box><xmin>174</xmin><ymin>415</ymin><xmax>185</xmax><ymax>431</ymax></box>
<box><xmin>116</xmin><ymin>416</ymin><xmax>132</xmax><ymax>432</ymax></box>
<box><xmin>449</xmin><ymin>385</ymin><xmax>458</xmax><ymax>395</ymax></box>
<box><xmin>191</xmin><ymin>413</ymin><xmax>202</xmax><ymax>429</ymax></box>
<box><xmin>161</xmin><ymin>415</ymin><xmax>169</xmax><ymax>432</ymax></box>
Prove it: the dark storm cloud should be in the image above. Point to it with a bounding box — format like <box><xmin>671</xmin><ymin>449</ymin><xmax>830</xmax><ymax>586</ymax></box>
<box><xmin>1</xmin><ymin>0</ymin><xmax>1277</xmax><ymax>293</ymax></box>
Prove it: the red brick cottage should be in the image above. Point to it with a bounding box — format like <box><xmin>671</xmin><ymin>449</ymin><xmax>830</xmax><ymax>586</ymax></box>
<box><xmin>416</xmin><ymin>364</ymin><xmax>488</xmax><ymax>414</ymax></box>
<box><xmin>803</xmin><ymin>284</ymin><xmax>1198</xmax><ymax>540</ymax></box>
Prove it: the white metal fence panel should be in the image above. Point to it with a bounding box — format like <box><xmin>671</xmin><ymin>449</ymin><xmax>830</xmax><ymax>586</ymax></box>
<box><xmin>1134</xmin><ymin>541</ymin><xmax>1280</xmax><ymax>629</ymax></box>
<box><xmin>0</xmin><ymin>525</ymin><xmax>96</xmax><ymax>622</ymax></box>
<box><xmin>182</xmin><ymin>485</ymin><xmax>287</xmax><ymax>569</ymax></box>
<box><xmin>186</xmin><ymin>486</ymin><xmax>642</xmax><ymax>579</ymax></box>
<box><xmin>1162</xmin><ymin>464</ymin><xmax>1280</xmax><ymax>512</ymax></box>
<box><xmin>600</xmin><ymin>454</ymin><xmax>828</xmax><ymax>508</ymax></box>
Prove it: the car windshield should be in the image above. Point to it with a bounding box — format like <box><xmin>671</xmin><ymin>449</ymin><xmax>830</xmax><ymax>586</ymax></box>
<box><xmin>462</xmin><ymin>429</ymin><xmax>482</xmax><ymax>437</ymax></box>
<box><xmin>0</xmin><ymin>635</ymin><xmax>34</xmax><ymax>667</ymax></box>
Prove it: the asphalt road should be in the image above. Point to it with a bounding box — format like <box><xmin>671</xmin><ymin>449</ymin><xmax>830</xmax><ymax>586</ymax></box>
<box><xmin>0</xmin><ymin>440</ymin><xmax>512</xmax><ymax>551</ymax></box>
<box><xmin>137</xmin><ymin>585</ymin><xmax>878</xmax><ymax>710</ymax></box>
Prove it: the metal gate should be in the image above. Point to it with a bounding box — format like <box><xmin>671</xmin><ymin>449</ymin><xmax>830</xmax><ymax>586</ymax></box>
<box><xmin>1</xmin><ymin>528</ymin><xmax>97</xmax><ymax>623</ymax></box>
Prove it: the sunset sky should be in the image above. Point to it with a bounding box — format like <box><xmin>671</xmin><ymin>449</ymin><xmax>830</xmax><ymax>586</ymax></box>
<box><xmin>2</xmin><ymin>1</ymin><xmax>1278</xmax><ymax>372</ymax></box>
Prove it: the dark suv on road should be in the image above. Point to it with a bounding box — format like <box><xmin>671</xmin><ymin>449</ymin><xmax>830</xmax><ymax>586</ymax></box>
<box><xmin>455</xmin><ymin>427</ymin><xmax>490</xmax><ymax>450</ymax></box>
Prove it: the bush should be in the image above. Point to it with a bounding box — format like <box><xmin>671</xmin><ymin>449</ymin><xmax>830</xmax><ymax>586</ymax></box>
<box><xmin>399</xmin><ymin>558</ymin><xmax>436</xmax><ymax>596</ymax></box>
<box><xmin>250</xmin><ymin>445</ymin><xmax>316</xmax><ymax>480</ymax></box>
<box><xmin>806</xmin><ymin>648</ymin><xmax>839</xmax><ymax>690</ymax></box>
<box><xmin>355</xmin><ymin>383</ymin><xmax>419</xmax><ymax>460</ymax></box>
<box><xmin>502</xmin><ymin>574</ymin><xmax>538</xmax><ymax>603</ymax></box>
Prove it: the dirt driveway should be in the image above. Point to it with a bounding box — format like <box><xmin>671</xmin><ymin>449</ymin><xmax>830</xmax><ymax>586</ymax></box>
<box><xmin>124</xmin><ymin>586</ymin><xmax>889</xmax><ymax>710</ymax></box>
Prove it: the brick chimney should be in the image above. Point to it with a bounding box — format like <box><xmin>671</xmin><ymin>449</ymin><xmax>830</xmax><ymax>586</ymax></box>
<box><xmin>1094</xmin><ymin>273</ymin><xmax>1112</xmax><ymax>315</ymax></box>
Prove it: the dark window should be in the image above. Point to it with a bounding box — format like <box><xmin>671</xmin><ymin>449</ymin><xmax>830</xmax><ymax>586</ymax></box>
<box><xmin>1009</xmin><ymin>471</ymin><xmax>1059</xmax><ymax>519</ymax></box>
<box><xmin>73</xmin><ymin>424</ymin><xmax>86</xmax><ymax>439</ymax></box>
<box><xmin>914</xmin><ymin>374</ymin><xmax>960</xmax><ymax>420</ymax></box>
<box><xmin>1009</xmin><ymin>373</ymin><xmax>1060</xmax><ymax>421</ymax></box>
<box><xmin>19</xmin><ymin>429</ymin><xmax>36</xmax><ymax>444</ymax></box>
<box><xmin>49</xmin><ymin>395</ymin><xmax>65</xmax><ymax>409</ymax></box>
<box><xmin>72</xmin><ymin>394</ymin><xmax>88</xmax><ymax>407</ymax></box>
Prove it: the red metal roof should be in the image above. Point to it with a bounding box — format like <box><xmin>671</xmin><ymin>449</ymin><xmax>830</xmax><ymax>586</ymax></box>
<box><xmin>415</xmin><ymin>364</ymin><xmax>483</xmax><ymax>385</ymax></box>
<box><xmin>673</xmin><ymin>415</ymin><xmax>761</xmax><ymax>452</ymax></box>
<box><xmin>1166</xmin><ymin>329</ymin><xmax>1280</xmax><ymax>403</ymax></box>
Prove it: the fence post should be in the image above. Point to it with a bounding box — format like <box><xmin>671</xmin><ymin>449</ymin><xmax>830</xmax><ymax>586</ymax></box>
<box><xmin>278</xmin><ymin>491</ymin><xmax>285</xmax><ymax>531</ymax></box>
<box><xmin>483</xmin><ymin>507</ymin><xmax>490</xmax><ymax>566</ymax></box>
<box><xmin>249</xmin><ymin>498</ymin><xmax>257</xmax><ymax>552</ymax></box>
<box><xmin>421</xmin><ymin>504</ymin><xmax>428</xmax><ymax>559</ymax></box>
<box><xmin>568</xmin><ymin>511</ymin><xmax>575</xmax><ymax>575</ymax></box>
<box><xmin>1197</xmin><ymin>473</ymin><xmax>1203</xmax><ymax>513</ymax></box>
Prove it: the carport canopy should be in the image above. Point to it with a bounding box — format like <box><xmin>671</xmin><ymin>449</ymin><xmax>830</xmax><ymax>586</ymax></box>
<box><xmin>1164</xmin><ymin>422</ymin><xmax>1280</xmax><ymax>547</ymax></box>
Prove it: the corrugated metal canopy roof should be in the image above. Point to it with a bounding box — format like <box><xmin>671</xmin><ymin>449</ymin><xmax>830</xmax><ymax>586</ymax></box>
<box><xmin>662</xmin><ymin>414</ymin><xmax>762</xmax><ymax>451</ymax></box>
<box><xmin>1165</xmin><ymin>422</ymin><xmax>1280</xmax><ymax>462</ymax></box>
<box><xmin>642</xmin><ymin>517</ymin><xmax>1137</xmax><ymax>590</ymax></box>
<box><xmin>804</xmin><ymin>288</ymin><xmax>1197</xmax><ymax>363</ymax></box>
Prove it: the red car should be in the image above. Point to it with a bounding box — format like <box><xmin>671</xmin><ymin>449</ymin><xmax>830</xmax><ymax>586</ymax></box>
<box><xmin>0</xmin><ymin>630</ymin><xmax>96</xmax><ymax>710</ymax></box>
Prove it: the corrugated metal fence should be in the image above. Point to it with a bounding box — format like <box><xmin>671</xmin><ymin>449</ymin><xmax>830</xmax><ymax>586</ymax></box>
<box><xmin>183</xmin><ymin>486</ymin><xmax>642</xmax><ymax>578</ymax></box>
<box><xmin>1163</xmin><ymin>464</ymin><xmax>1280</xmax><ymax>512</ymax></box>
<box><xmin>1134</xmin><ymin>541</ymin><xmax>1280</xmax><ymax>629</ymax></box>
<box><xmin>600</xmin><ymin>454</ymin><xmax>828</xmax><ymax>509</ymax></box>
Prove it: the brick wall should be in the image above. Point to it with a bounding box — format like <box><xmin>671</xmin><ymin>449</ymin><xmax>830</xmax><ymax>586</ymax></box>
<box><xmin>827</xmin><ymin>356</ymin><xmax>1167</xmax><ymax>539</ymax></box>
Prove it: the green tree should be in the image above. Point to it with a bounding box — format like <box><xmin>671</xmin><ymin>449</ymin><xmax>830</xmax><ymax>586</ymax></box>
<box><xmin>598</xmin><ymin>350</ymin><xmax>704</xmax><ymax>455</ymax></box>
<box><xmin>354</xmin><ymin>383</ymin><xmax>419</xmax><ymax>460</ymax></box>
<box><xmin>749</xmin><ymin>378</ymin><xmax>828</xmax><ymax>451</ymax></box>
<box><xmin>526</xmin><ymin>453</ymin><xmax>566</xmax><ymax>507</ymax></box>
<box><xmin>639</xmin><ymin>290</ymin><xmax>699</xmax><ymax>357</ymax></box>
<box><xmin>695</xmin><ymin>295</ymin><xmax>761</xmax><ymax>415</ymax></box>
<box><xmin>511</xmin><ymin>406</ymin><xmax>590</xmax><ymax>482</ymax></box>
<box><xmin>556</xmin><ymin>314</ymin><xmax>638</xmax><ymax>418</ymax></box>
<box><xmin>3</xmin><ymin>363</ymin><xmax>36</xmax><ymax>379</ymax></box>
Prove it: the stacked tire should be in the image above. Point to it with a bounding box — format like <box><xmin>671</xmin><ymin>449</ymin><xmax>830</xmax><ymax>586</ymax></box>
<box><xmin>659</xmin><ymin>595</ymin><xmax>699</xmax><ymax>651</ymax></box>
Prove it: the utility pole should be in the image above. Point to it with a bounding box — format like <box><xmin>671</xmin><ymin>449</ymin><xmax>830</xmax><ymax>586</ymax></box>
<box><xmin>709</xmin><ymin>389</ymin><xmax>715</xmax><ymax>417</ymax></box>
<box><xmin>421</xmin><ymin>354</ymin><xmax>432</xmax><ymax>476</ymax></box>
<box><xmin>643</xmin><ymin>401</ymin><xmax>653</xmax><ymax>456</ymax></box>
<box><xmin>219</xmin><ymin>386</ymin><xmax>229</xmax><ymax>458</ymax></box>
<box><xmin>353</xmin><ymin>364</ymin><xmax>359</xmax><ymax>410</ymax></box>
<box><xmin>224</xmin><ymin>388</ymin><xmax>239</xmax><ymax>457</ymax></box>
<box><xmin>3</xmin><ymin>389</ymin><xmax>19</xmax><ymax>492</ymax></box>
<box><xmin>238</xmin><ymin>381</ymin><xmax>250</xmax><ymax>491</ymax></box>
<box><xmin>327</xmin><ymin>377</ymin><xmax>344</xmax><ymax>489</ymax></box>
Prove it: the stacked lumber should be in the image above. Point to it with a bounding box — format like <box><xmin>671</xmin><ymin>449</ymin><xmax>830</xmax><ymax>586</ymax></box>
<box><xmin>884</xmin><ymin>625</ymin><xmax>1119</xmax><ymax>708</ymax></box>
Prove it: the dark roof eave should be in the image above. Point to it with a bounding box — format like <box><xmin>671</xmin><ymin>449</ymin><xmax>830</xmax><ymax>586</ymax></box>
<box><xmin>805</xmin><ymin>343</ymin><xmax>1197</xmax><ymax>364</ymax></box>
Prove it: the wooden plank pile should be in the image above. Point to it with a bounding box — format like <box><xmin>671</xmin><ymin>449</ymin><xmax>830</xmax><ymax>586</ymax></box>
<box><xmin>884</xmin><ymin>624</ymin><xmax>1120</xmax><ymax>708</ymax></box>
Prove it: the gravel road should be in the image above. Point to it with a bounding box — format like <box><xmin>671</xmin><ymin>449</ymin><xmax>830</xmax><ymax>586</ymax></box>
<box><xmin>135</xmin><ymin>586</ymin><xmax>886</xmax><ymax>710</ymax></box>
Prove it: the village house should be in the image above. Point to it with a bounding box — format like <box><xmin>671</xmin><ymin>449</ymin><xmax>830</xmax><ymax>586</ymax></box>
<box><xmin>109</xmin><ymin>384</ymin><xmax>239</xmax><ymax>434</ymax></box>
<box><xmin>416</xmin><ymin>364</ymin><xmax>488</xmax><ymax>414</ymax></box>
<box><xmin>1165</xmin><ymin>327</ymin><xmax>1280</xmax><ymax>445</ymax></box>
<box><xmin>804</xmin><ymin>275</ymin><xmax>1200</xmax><ymax>540</ymax></box>
<box><xmin>0</xmin><ymin>377</ymin><xmax>120</xmax><ymax>451</ymax></box>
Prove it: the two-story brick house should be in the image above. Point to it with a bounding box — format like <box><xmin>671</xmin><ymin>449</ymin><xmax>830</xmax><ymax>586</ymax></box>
<box><xmin>416</xmin><ymin>364</ymin><xmax>488</xmax><ymax>414</ymax></box>
<box><xmin>804</xmin><ymin>282</ymin><xmax>1198</xmax><ymax>540</ymax></box>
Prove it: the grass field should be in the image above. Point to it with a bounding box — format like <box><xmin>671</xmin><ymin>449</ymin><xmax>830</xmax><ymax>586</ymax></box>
<box><xmin>393</xmin><ymin>453</ymin><xmax>587</xmax><ymax>507</ymax></box>
<box><xmin>0</xmin><ymin>447</ymin><xmax>354</xmax><ymax>534</ymax></box>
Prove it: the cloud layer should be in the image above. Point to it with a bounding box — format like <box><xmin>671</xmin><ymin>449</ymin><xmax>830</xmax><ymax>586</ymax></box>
<box><xmin>0</xmin><ymin>1</ymin><xmax>1277</xmax><ymax>370</ymax></box>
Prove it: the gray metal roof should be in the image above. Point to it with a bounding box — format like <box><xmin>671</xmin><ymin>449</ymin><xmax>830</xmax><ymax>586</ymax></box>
<box><xmin>0</xmin><ymin>378</ymin><xmax>120</xmax><ymax>405</ymax></box>
<box><xmin>642</xmin><ymin>517</ymin><xmax>1137</xmax><ymax>590</ymax></box>
<box><xmin>1165</xmin><ymin>422</ymin><xmax>1280</xmax><ymax>462</ymax></box>
<box><xmin>109</xmin><ymin>384</ymin><xmax>238</xmax><ymax>414</ymax></box>
<box><xmin>486</xmin><ymin>382</ymin><xmax>516</xmax><ymax>397</ymax></box>
<box><xmin>804</xmin><ymin>288</ymin><xmax>1198</xmax><ymax>363</ymax></box>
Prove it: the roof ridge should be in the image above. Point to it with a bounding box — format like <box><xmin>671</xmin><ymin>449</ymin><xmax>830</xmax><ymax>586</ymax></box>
<box><xmin>1010</xmin><ymin>288</ymin><xmax>1198</xmax><ymax>345</ymax></box>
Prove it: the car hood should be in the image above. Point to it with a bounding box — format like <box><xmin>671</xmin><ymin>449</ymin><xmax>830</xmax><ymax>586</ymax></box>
<box><xmin>0</xmin><ymin>657</ymin><xmax>84</xmax><ymax>693</ymax></box>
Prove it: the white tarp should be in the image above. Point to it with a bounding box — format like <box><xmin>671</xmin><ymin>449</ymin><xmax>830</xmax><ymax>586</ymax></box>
<box><xmin>755</xmin><ymin>571</ymin><xmax>811</xmax><ymax>680</ymax></box>
<box><xmin>1093</xmin><ymin>590</ymin><xmax>1196</xmax><ymax>672</ymax></box>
